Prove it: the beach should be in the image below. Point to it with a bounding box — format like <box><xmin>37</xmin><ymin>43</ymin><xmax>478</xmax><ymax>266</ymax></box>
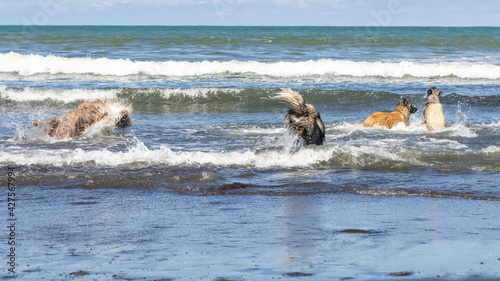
<box><xmin>1</xmin><ymin>26</ymin><xmax>499</xmax><ymax>280</ymax></box>
<box><xmin>14</xmin><ymin>190</ymin><xmax>500</xmax><ymax>280</ymax></box>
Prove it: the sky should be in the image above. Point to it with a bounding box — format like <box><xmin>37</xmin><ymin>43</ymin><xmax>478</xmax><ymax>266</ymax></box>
<box><xmin>0</xmin><ymin>0</ymin><xmax>499</xmax><ymax>26</ymax></box>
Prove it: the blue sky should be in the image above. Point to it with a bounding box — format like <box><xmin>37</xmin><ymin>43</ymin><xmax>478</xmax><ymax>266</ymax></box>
<box><xmin>0</xmin><ymin>0</ymin><xmax>499</xmax><ymax>26</ymax></box>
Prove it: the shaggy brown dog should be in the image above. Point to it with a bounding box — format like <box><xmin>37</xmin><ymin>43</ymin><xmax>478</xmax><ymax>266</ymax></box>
<box><xmin>32</xmin><ymin>98</ymin><xmax>132</xmax><ymax>139</ymax></box>
<box><xmin>362</xmin><ymin>98</ymin><xmax>417</xmax><ymax>129</ymax></box>
<box><xmin>422</xmin><ymin>87</ymin><xmax>445</xmax><ymax>131</ymax></box>
<box><xmin>276</xmin><ymin>89</ymin><xmax>325</xmax><ymax>145</ymax></box>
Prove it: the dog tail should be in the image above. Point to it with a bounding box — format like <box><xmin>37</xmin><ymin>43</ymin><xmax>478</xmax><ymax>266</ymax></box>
<box><xmin>275</xmin><ymin>88</ymin><xmax>307</xmax><ymax>115</ymax></box>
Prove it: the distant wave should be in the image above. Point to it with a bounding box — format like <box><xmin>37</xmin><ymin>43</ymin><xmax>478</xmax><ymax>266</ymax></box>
<box><xmin>0</xmin><ymin>86</ymin><xmax>120</xmax><ymax>103</ymax></box>
<box><xmin>2</xmin><ymin>52</ymin><xmax>500</xmax><ymax>79</ymax></box>
<box><xmin>0</xmin><ymin>86</ymin><xmax>242</xmax><ymax>103</ymax></box>
<box><xmin>2</xmin><ymin>86</ymin><xmax>499</xmax><ymax>107</ymax></box>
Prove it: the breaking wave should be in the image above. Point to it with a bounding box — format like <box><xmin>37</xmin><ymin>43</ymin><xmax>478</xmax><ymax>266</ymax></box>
<box><xmin>2</xmin><ymin>86</ymin><xmax>500</xmax><ymax>108</ymax></box>
<box><xmin>2</xmin><ymin>136</ymin><xmax>498</xmax><ymax>172</ymax></box>
<box><xmin>2</xmin><ymin>52</ymin><xmax>500</xmax><ymax>79</ymax></box>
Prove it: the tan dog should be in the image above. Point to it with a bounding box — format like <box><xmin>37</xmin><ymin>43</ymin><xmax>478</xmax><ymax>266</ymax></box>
<box><xmin>362</xmin><ymin>98</ymin><xmax>417</xmax><ymax>129</ymax></box>
<box><xmin>33</xmin><ymin>98</ymin><xmax>132</xmax><ymax>139</ymax></box>
<box><xmin>276</xmin><ymin>89</ymin><xmax>325</xmax><ymax>145</ymax></box>
<box><xmin>422</xmin><ymin>87</ymin><xmax>445</xmax><ymax>131</ymax></box>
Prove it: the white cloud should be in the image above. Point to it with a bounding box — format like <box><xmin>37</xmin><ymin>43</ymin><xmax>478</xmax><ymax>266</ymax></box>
<box><xmin>90</xmin><ymin>1</ymin><xmax>114</xmax><ymax>10</ymax></box>
<box><xmin>0</xmin><ymin>1</ymin><xmax>27</xmax><ymax>9</ymax></box>
<box><xmin>269</xmin><ymin>0</ymin><xmax>347</xmax><ymax>8</ymax></box>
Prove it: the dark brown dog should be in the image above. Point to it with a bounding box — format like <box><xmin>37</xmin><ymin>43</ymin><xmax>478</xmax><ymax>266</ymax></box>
<box><xmin>276</xmin><ymin>89</ymin><xmax>325</xmax><ymax>145</ymax></box>
<box><xmin>33</xmin><ymin>98</ymin><xmax>132</xmax><ymax>139</ymax></box>
<box><xmin>362</xmin><ymin>98</ymin><xmax>417</xmax><ymax>129</ymax></box>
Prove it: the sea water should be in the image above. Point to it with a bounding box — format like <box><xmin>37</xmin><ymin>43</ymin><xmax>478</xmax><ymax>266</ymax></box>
<box><xmin>1</xmin><ymin>26</ymin><xmax>499</xmax><ymax>279</ymax></box>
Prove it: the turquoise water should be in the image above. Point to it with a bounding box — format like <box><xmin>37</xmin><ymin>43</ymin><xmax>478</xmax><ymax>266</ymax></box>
<box><xmin>3</xmin><ymin>26</ymin><xmax>500</xmax><ymax>62</ymax></box>
<box><xmin>1</xmin><ymin>26</ymin><xmax>499</xmax><ymax>279</ymax></box>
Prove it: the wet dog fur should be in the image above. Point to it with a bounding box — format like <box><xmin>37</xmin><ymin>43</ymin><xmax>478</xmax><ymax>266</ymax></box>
<box><xmin>32</xmin><ymin>98</ymin><xmax>132</xmax><ymax>139</ymax></box>
<box><xmin>422</xmin><ymin>87</ymin><xmax>445</xmax><ymax>131</ymax></box>
<box><xmin>275</xmin><ymin>89</ymin><xmax>325</xmax><ymax>145</ymax></box>
<box><xmin>362</xmin><ymin>98</ymin><xmax>418</xmax><ymax>129</ymax></box>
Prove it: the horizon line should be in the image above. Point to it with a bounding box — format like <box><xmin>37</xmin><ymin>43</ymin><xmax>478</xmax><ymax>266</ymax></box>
<box><xmin>0</xmin><ymin>24</ymin><xmax>499</xmax><ymax>28</ymax></box>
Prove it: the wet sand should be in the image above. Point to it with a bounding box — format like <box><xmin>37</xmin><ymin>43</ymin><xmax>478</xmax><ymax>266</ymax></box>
<box><xmin>10</xmin><ymin>187</ymin><xmax>500</xmax><ymax>280</ymax></box>
<box><xmin>3</xmin><ymin>26</ymin><xmax>500</xmax><ymax>281</ymax></box>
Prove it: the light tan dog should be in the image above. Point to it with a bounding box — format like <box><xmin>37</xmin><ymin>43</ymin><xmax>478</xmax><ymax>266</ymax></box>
<box><xmin>33</xmin><ymin>98</ymin><xmax>132</xmax><ymax>139</ymax></box>
<box><xmin>275</xmin><ymin>89</ymin><xmax>325</xmax><ymax>145</ymax></box>
<box><xmin>362</xmin><ymin>98</ymin><xmax>418</xmax><ymax>129</ymax></box>
<box><xmin>422</xmin><ymin>87</ymin><xmax>445</xmax><ymax>131</ymax></box>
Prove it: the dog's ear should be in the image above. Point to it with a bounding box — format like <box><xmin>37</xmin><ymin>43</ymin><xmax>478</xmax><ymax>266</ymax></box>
<box><xmin>427</xmin><ymin>88</ymin><xmax>433</xmax><ymax>95</ymax></box>
<box><xmin>317</xmin><ymin>112</ymin><xmax>321</xmax><ymax>119</ymax></box>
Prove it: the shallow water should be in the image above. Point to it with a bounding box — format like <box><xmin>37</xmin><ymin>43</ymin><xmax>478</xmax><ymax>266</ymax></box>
<box><xmin>16</xmin><ymin>191</ymin><xmax>500</xmax><ymax>280</ymax></box>
<box><xmin>1</xmin><ymin>26</ymin><xmax>499</xmax><ymax>279</ymax></box>
<box><xmin>3</xmin><ymin>87</ymin><xmax>499</xmax><ymax>200</ymax></box>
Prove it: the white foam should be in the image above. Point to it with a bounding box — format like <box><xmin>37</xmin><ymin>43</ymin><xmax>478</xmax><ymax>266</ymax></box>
<box><xmin>156</xmin><ymin>87</ymin><xmax>243</xmax><ymax>98</ymax></box>
<box><xmin>416</xmin><ymin>137</ymin><xmax>468</xmax><ymax>150</ymax></box>
<box><xmin>481</xmin><ymin>146</ymin><xmax>500</xmax><ymax>154</ymax></box>
<box><xmin>2</xmin><ymin>52</ymin><xmax>500</xmax><ymax>79</ymax></box>
<box><xmin>478</xmin><ymin>121</ymin><xmax>500</xmax><ymax>131</ymax></box>
<box><xmin>2</xmin><ymin>134</ymin><xmax>440</xmax><ymax>169</ymax></box>
<box><xmin>5</xmin><ymin>132</ymin><xmax>495</xmax><ymax>170</ymax></box>
<box><xmin>0</xmin><ymin>87</ymin><xmax>119</xmax><ymax>103</ymax></box>
<box><xmin>344</xmin><ymin>145</ymin><xmax>405</xmax><ymax>164</ymax></box>
<box><xmin>0</xmin><ymin>86</ymin><xmax>244</xmax><ymax>103</ymax></box>
<box><xmin>0</xmin><ymin>139</ymin><xmax>334</xmax><ymax>168</ymax></box>
<box><xmin>227</xmin><ymin>127</ymin><xmax>285</xmax><ymax>135</ymax></box>
<box><xmin>332</xmin><ymin>120</ymin><xmax>477</xmax><ymax>138</ymax></box>
<box><xmin>444</xmin><ymin>122</ymin><xmax>478</xmax><ymax>138</ymax></box>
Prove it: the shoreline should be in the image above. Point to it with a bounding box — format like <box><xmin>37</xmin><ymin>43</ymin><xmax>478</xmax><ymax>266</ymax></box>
<box><xmin>10</xmin><ymin>191</ymin><xmax>500</xmax><ymax>280</ymax></box>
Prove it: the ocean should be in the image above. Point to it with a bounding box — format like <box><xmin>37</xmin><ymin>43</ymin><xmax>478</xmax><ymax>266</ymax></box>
<box><xmin>1</xmin><ymin>26</ymin><xmax>499</xmax><ymax>280</ymax></box>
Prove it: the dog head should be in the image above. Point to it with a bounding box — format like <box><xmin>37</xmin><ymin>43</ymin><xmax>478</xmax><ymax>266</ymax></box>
<box><xmin>398</xmin><ymin>98</ymin><xmax>418</xmax><ymax>114</ymax></box>
<box><xmin>116</xmin><ymin>110</ymin><xmax>132</xmax><ymax>128</ymax></box>
<box><xmin>426</xmin><ymin>87</ymin><xmax>442</xmax><ymax>103</ymax></box>
<box><xmin>427</xmin><ymin>87</ymin><xmax>442</xmax><ymax>96</ymax></box>
<box><xmin>32</xmin><ymin>118</ymin><xmax>61</xmax><ymax>137</ymax></box>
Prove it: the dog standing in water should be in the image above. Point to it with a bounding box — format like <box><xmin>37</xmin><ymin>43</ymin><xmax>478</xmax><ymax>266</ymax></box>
<box><xmin>275</xmin><ymin>89</ymin><xmax>325</xmax><ymax>145</ymax></box>
<box><xmin>362</xmin><ymin>98</ymin><xmax>418</xmax><ymax>129</ymax></box>
<box><xmin>422</xmin><ymin>87</ymin><xmax>445</xmax><ymax>131</ymax></box>
<box><xmin>32</xmin><ymin>98</ymin><xmax>132</xmax><ymax>139</ymax></box>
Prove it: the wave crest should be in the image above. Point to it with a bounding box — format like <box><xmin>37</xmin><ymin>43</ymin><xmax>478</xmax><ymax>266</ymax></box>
<box><xmin>2</xmin><ymin>52</ymin><xmax>500</xmax><ymax>79</ymax></box>
<box><xmin>2</xmin><ymin>136</ymin><xmax>498</xmax><ymax>172</ymax></box>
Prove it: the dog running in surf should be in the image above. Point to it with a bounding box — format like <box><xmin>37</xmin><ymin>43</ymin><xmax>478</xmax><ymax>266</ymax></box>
<box><xmin>32</xmin><ymin>98</ymin><xmax>132</xmax><ymax>139</ymax></box>
<box><xmin>362</xmin><ymin>98</ymin><xmax>417</xmax><ymax>129</ymax></box>
<box><xmin>422</xmin><ymin>87</ymin><xmax>445</xmax><ymax>131</ymax></box>
<box><xmin>275</xmin><ymin>89</ymin><xmax>325</xmax><ymax>145</ymax></box>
